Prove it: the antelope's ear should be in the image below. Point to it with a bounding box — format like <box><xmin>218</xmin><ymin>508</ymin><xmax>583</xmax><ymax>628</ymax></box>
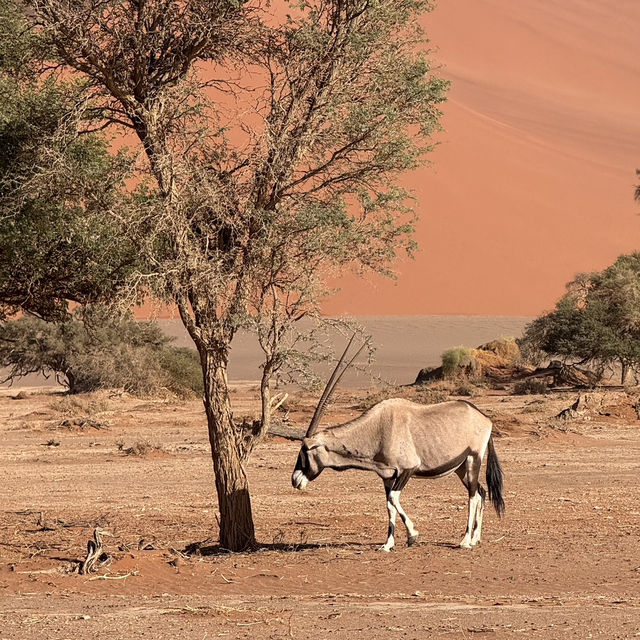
<box><xmin>303</xmin><ymin>437</ymin><xmax>321</xmax><ymax>450</ymax></box>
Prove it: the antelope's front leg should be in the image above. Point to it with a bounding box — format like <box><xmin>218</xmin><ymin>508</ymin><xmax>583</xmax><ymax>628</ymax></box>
<box><xmin>380</xmin><ymin>487</ymin><xmax>397</xmax><ymax>552</ymax></box>
<box><xmin>388</xmin><ymin>490</ymin><xmax>419</xmax><ymax>546</ymax></box>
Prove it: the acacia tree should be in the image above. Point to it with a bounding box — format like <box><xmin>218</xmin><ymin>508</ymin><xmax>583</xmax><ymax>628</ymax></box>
<box><xmin>520</xmin><ymin>252</ymin><xmax>640</xmax><ymax>384</ymax></box>
<box><xmin>20</xmin><ymin>0</ymin><xmax>447</xmax><ymax>550</ymax></box>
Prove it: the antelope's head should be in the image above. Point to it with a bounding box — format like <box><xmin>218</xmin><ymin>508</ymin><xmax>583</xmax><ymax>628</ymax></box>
<box><xmin>292</xmin><ymin>437</ymin><xmax>325</xmax><ymax>490</ymax></box>
<box><xmin>291</xmin><ymin>334</ymin><xmax>364</xmax><ymax>491</ymax></box>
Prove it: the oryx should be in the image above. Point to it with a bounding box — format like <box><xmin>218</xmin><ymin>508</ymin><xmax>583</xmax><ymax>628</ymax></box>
<box><xmin>291</xmin><ymin>337</ymin><xmax>505</xmax><ymax>551</ymax></box>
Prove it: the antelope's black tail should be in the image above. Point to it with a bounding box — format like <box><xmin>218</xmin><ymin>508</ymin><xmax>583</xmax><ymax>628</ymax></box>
<box><xmin>486</xmin><ymin>435</ymin><xmax>505</xmax><ymax>517</ymax></box>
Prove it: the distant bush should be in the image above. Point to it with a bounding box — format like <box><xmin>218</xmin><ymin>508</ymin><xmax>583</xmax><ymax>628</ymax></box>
<box><xmin>50</xmin><ymin>394</ymin><xmax>110</xmax><ymax>416</ymax></box>
<box><xmin>0</xmin><ymin>306</ymin><xmax>203</xmax><ymax>397</ymax></box>
<box><xmin>453</xmin><ymin>382</ymin><xmax>475</xmax><ymax>397</ymax></box>
<box><xmin>519</xmin><ymin>252</ymin><xmax>640</xmax><ymax>384</ymax></box>
<box><xmin>352</xmin><ymin>386</ymin><xmax>402</xmax><ymax>411</ymax></box>
<box><xmin>512</xmin><ymin>379</ymin><xmax>548</xmax><ymax>395</ymax></box>
<box><xmin>441</xmin><ymin>346</ymin><xmax>475</xmax><ymax>377</ymax></box>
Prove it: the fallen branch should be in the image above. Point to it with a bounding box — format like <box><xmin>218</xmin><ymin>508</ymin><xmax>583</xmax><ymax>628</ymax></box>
<box><xmin>268</xmin><ymin>424</ymin><xmax>305</xmax><ymax>441</ymax></box>
<box><xmin>87</xmin><ymin>571</ymin><xmax>138</xmax><ymax>581</ymax></box>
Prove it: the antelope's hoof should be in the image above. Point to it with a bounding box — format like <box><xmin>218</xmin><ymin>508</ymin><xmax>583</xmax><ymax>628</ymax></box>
<box><xmin>459</xmin><ymin>540</ymin><xmax>472</xmax><ymax>549</ymax></box>
<box><xmin>378</xmin><ymin>544</ymin><xmax>393</xmax><ymax>553</ymax></box>
<box><xmin>408</xmin><ymin>535</ymin><xmax>420</xmax><ymax>547</ymax></box>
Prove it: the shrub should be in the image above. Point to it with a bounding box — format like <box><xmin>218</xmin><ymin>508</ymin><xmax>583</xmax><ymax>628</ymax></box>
<box><xmin>412</xmin><ymin>386</ymin><xmax>449</xmax><ymax>405</ymax></box>
<box><xmin>117</xmin><ymin>440</ymin><xmax>165</xmax><ymax>456</ymax></box>
<box><xmin>512</xmin><ymin>379</ymin><xmax>548</xmax><ymax>395</ymax></box>
<box><xmin>50</xmin><ymin>394</ymin><xmax>110</xmax><ymax>416</ymax></box>
<box><xmin>352</xmin><ymin>387</ymin><xmax>402</xmax><ymax>412</ymax></box>
<box><xmin>157</xmin><ymin>347</ymin><xmax>203</xmax><ymax>398</ymax></box>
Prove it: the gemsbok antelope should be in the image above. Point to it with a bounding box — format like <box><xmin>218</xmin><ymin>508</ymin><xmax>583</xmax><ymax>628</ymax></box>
<box><xmin>291</xmin><ymin>337</ymin><xmax>505</xmax><ymax>551</ymax></box>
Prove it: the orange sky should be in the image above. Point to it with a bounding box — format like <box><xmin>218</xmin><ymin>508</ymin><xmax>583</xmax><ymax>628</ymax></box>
<box><xmin>322</xmin><ymin>0</ymin><xmax>640</xmax><ymax>316</ymax></box>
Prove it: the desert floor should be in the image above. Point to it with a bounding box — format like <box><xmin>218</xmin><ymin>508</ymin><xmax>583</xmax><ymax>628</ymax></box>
<box><xmin>0</xmin><ymin>385</ymin><xmax>639</xmax><ymax>639</ymax></box>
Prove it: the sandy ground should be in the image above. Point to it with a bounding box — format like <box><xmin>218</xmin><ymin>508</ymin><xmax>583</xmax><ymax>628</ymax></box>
<box><xmin>1</xmin><ymin>384</ymin><xmax>639</xmax><ymax>639</ymax></box>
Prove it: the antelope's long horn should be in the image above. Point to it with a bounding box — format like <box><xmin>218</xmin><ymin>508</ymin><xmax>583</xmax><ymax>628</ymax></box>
<box><xmin>306</xmin><ymin>334</ymin><xmax>365</xmax><ymax>437</ymax></box>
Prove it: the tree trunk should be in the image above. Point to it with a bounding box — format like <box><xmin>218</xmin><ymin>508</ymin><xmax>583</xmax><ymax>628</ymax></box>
<box><xmin>201</xmin><ymin>348</ymin><xmax>257</xmax><ymax>551</ymax></box>
<box><xmin>66</xmin><ymin>370</ymin><xmax>76</xmax><ymax>394</ymax></box>
<box><xmin>621</xmin><ymin>360</ymin><xmax>629</xmax><ymax>385</ymax></box>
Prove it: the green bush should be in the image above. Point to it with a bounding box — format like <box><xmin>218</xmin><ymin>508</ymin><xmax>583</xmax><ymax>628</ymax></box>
<box><xmin>0</xmin><ymin>306</ymin><xmax>203</xmax><ymax>397</ymax></box>
<box><xmin>441</xmin><ymin>346</ymin><xmax>475</xmax><ymax>377</ymax></box>
<box><xmin>157</xmin><ymin>346</ymin><xmax>203</xmax><ymax>398</ymax></box>
<box><xmin>519</xmin><ymin>252</ymin><xmax>640</xmax><ymax>384</ymax></box>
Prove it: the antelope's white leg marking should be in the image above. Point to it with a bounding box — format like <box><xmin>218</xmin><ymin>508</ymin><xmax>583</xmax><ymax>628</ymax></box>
<box><xmin>460</xmin><ymin>493</ymin><xmax>481</xmax><ymax>549</ymax></box>
<box><xmin>380</xmin><ymin>497</ymin><xmax>397</xmax><ymax>552</ymax></box>
<box><xmin>471</xmin><ymin>495</ymin><xmax>485</xmax><ymax>546</ymax></box>
<box><xmin>389</xmin><ymin>490</ymin><xmax>419</xmax><ymax>544</ymax></box>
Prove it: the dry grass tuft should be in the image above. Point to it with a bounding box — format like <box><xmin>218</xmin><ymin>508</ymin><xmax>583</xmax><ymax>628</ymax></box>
<box><xmin>50</xmin><ymin>393</ymin><xmax>110</xmax><ymax>417</ymax></box>
<box><xmin>116</xmin><ymin>440</ymin><xmax>166</xmax><ymax>456</ymax></box>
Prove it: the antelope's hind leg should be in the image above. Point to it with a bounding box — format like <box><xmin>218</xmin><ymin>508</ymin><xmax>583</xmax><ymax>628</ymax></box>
<box><xmin>471</xmin><ymin>485</ymin><xmax>486</xmax><ymax>546</ymax></box>
<box><xmin>456</xmin><ymin>455</ymin><xmax>483</xmax><ymax>549</ymax></box>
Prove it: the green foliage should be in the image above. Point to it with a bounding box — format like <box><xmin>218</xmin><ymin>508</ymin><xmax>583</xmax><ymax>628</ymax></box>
<box><xmin>0</xmin><ymin>0</ymin><xmax>45</xmax><ymax>77</ymax></box>
<box><xmin>0</xmin><ymin>308</ymin><xmax>203</xmax><ymax>397</ymax></box>
<box><xmin>0</xmin><ymin>0</ymin><xmax>138</xmax><ymax>321</ymax></box>
<box><xmin>157</xmin><ymin>346</ymin><xmax>204</xmax><ymax>398</ymax></box>
<box><xmin>441</xmin><ymin>346</ymin><xmax>475</xmax><ymax>377</ymax></box>
<box><xmin>520</xmin><ymin>252</ymin><xmax>640</xmax><ymax>383</ymax></box>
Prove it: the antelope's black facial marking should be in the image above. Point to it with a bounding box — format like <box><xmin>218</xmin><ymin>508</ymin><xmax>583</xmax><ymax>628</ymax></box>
<box><xmin>295</xmin><ymin>449</ymin><xmax>306</xmax><ymax>472</ymax></box>
<box><xmin>292</xmin><ymin>447</ymin><xmax>311</xmax><ymax>490</ymax></box>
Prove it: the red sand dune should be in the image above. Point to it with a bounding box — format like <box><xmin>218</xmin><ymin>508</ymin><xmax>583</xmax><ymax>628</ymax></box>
<box><xmin>324</xmin><ymin>0</ymin><xmax>640</xmax><ymax>316</ymax></box>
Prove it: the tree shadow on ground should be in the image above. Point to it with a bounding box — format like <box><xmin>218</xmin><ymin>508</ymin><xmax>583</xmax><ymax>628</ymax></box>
<box><xmin>182</xmin><ymin>539</ymin><xmax>378</xmax><ymax>556</ymax></box>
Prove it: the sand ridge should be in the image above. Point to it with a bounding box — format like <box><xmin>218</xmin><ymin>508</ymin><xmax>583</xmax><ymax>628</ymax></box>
<box><xmin>324</xmin><ymin>0</ymin><xmax>640</xmax><ymax>316</ymax></box>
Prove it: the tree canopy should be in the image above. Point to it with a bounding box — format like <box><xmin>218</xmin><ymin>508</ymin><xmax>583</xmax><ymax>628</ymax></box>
<box><xmin>0</xmin><ymin>0</ymin><xmax>139</xmax><ymax>320</ymax></box>
<box><xmin>520</xmin><ymin>252</ymin><xmax>640</xmax><ymax>384</ymax></box>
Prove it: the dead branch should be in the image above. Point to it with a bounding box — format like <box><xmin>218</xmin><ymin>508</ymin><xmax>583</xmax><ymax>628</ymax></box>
<box><xmin>79</xmin><ymin>528</ymin><xmax>112</xmax><ymax>575</ymax></box>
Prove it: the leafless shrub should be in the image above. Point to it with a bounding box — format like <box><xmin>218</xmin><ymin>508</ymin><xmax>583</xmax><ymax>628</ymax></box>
<box><xmin>453</xmin><ymin>382</ymin><xmax>476</xmax><ymax>397</ymax></box>
<box><xmin>512</xmin><ymin>379</ymin><xmax>549</xmax><ymax>395</ymax></box>
<box><xmin>411</xmin><ymin>386</ymin><xmax>450</xmax><ymax>405</ymax></box>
